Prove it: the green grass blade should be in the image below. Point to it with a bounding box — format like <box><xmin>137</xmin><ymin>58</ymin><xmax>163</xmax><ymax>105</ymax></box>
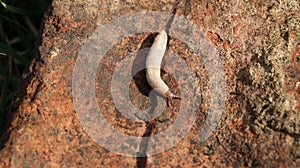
<box><xmin>0</xmin><ymin>42</ymin><xmax>30</xmax><ymax>65</ymax></box>
<box><xmin>0</xmin><ymin>0</ymin><xmax>35</xmax><ymax>16</ymax></box>
<box><xmin>0</xmin><ymin>13</ymin><xmax>32</xmax><ymax>34</ymax></box>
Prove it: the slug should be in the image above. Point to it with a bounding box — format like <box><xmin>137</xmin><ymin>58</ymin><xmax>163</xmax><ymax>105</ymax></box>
<box><xmin>146</xmin><ymin>30</ymin><xmax>181</xmax><ymax>107</ymax></box>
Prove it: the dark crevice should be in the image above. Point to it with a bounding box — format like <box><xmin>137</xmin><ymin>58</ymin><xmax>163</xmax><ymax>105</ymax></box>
<box><xmin>134</xmin><ymin>6</ymin><xmax>179</xmax><ymax>167</ymax></box>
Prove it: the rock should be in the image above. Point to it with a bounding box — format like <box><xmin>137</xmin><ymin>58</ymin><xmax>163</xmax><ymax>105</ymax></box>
<box><xmin>0</xmin><ymin>0</ymin><xmax>299</xmax><ymax>167</ymax></box>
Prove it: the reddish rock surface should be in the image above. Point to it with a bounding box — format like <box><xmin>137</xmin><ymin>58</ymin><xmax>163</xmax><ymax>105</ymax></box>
<box><xmin>0</xmin><ymin>0</ymin><xmax>299</xmax><ymax>167</ymax></box>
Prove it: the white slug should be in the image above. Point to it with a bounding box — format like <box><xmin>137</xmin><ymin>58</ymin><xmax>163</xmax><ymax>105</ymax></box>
<box><xmin>146</xmin><ymin>30</ymin><xmax>181</xmax><ymax>107</ymax></box>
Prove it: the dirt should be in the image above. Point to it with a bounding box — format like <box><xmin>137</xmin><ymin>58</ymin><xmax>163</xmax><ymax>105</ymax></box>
<box><xmin>0</xmin><ymin>0</ymin><xmax>299</xmax><ymax>167</ymax></box>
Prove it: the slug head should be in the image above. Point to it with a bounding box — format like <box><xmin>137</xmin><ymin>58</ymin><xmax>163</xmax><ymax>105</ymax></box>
<box><xmin>165</xmin><ymin>90</ymin><xmax>181</xmax><ymax>108</ymax></box>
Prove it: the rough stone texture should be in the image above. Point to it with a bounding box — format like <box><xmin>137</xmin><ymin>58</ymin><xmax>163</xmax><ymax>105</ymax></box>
<box><xmin>0</xmin><ymin>0</ymin><xmax>299</xmax><ymax>167</ymax></box>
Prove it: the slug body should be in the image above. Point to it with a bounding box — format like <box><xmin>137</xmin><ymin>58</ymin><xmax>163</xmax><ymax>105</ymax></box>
<box><xmin>146</xmin><ymin>30</ymin><xmax>180</xmax><ymax>107</ymax></box>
